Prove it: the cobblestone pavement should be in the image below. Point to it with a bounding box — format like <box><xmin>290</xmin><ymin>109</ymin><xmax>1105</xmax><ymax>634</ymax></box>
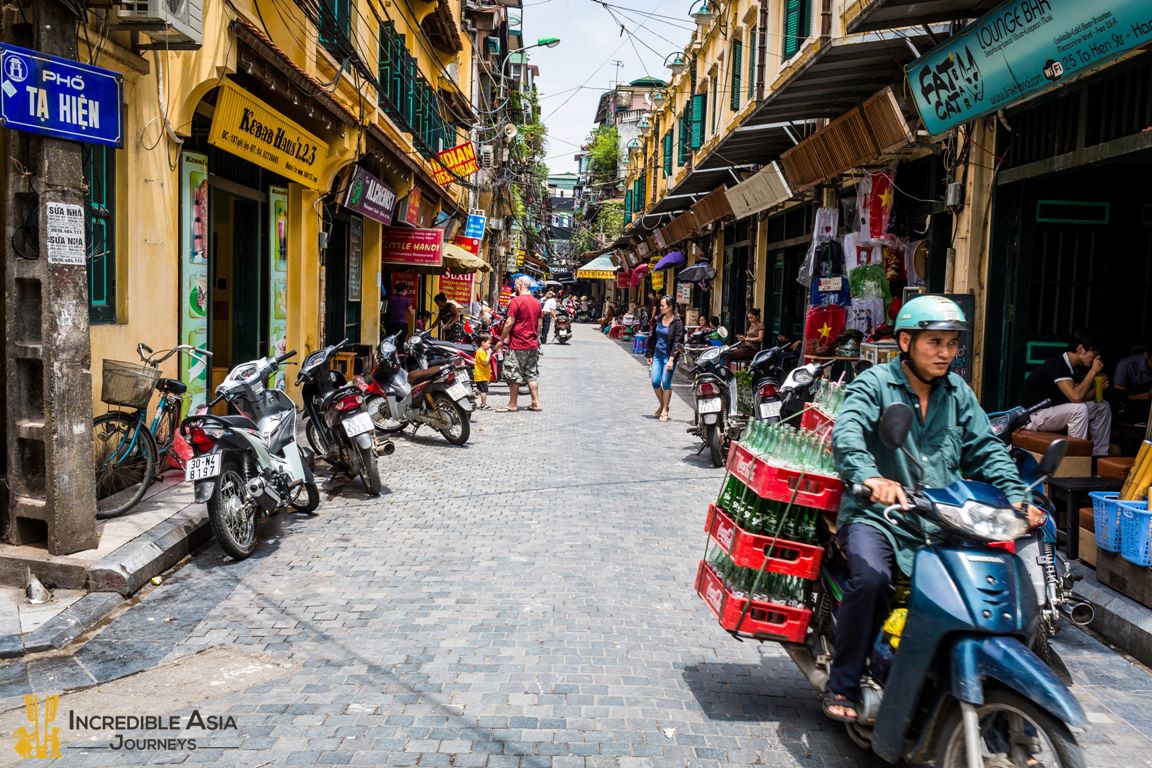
<box><xmin>7</xmin><ymin>325</ymin><xmax>1152</xmax><ymax>767</ymax></box>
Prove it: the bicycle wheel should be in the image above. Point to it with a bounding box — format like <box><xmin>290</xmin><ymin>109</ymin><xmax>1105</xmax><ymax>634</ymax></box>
<box><xmin>94</xmin><ymin>412</ymin><xmax>158</xmax><ymax>519</ymax></box>
<box><xmin>151</xmin><ymin>397</ymin><xmax>182</xmax><ymax>476</ymax></box>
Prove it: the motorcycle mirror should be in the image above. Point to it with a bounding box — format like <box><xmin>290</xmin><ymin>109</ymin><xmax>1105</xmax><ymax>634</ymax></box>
<box><xmin>1037</xmin><ymin>438</ymin><xmax>1068</xmax><ymax>480</ymax></box>
<box><xmin>879</xmin><ymin>403</ymin><xmax>914</xmax><ymax>450</ymax></box>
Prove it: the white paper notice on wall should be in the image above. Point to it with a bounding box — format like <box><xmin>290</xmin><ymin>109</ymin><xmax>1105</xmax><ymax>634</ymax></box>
<box><xmin>45</xmin><ymin>202</ymin><xmax>87</xmax><ymax>265</ymax></box>
<box><xmin>817</xmin><ymin>277</ymin><xmax>843</xmax><ymax>292</ymax></box>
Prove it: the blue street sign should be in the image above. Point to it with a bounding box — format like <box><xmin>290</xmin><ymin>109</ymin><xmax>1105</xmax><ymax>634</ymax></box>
<box><xmin>465</xmin><ymin>214</ymin><xmax>487</xmax><ymax>239</ymax></box>
<box><xmin>0</xmin><ymin>43</ymin><xmax>123</xmax><ymax>148</ymax></box>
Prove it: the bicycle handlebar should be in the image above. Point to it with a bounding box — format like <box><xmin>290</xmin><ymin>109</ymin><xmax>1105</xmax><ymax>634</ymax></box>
<box><xmin>141</xmin><ymin>344</ymin><xmax>214</xmax><ymax>368</ymax></box>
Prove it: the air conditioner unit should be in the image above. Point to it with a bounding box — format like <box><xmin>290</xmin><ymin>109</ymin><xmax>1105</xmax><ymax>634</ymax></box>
<box><xmin>115</xmin><ymin>0</ymin><xmax>203</xmax><ymax>49</ymax></box>
<box><xmin>479</xmin><ymin>145</ymin><xmax>495</xmax><ymax>169</ymax></box>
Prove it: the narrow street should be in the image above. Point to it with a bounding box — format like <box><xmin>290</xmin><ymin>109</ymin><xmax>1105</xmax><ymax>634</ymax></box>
<box><xmin>4</xmin><ymin>325</ymin><xmax>1152</xmax><ymax>767</ymax></box>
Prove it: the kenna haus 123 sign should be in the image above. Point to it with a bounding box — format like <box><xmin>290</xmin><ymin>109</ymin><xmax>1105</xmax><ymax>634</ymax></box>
<box><xmin>906</xmin><ymin>0</ymin><xmax>1152</xmax><ymax>135</ymax></box>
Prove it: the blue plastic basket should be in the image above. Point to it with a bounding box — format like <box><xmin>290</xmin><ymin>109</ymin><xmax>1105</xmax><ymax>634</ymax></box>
<box><xmin>1119</xmin><ymin>501</ymin><xmax>1152</xmax><ymax>567</ymax></box>
<box><xmin>1090</xmin><ymin>491</ymin><xmax>1123</xmax><ymax>553</ymax></box>
<box><xmin>709</xmin><ymin>339</ymin><xmax>724</xmax><ymax>347</ymax></box>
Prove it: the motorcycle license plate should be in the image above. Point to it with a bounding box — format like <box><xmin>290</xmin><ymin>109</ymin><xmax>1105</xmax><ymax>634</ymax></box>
<box><xmin>185</xmin><ymin>454</ymin><xmax>221</xmax><ymax>482</ymax></box>
<box><xmin>446</xmin><ymin>382</ymin><xmax>469</xmax><ymax>401</ymax></box>
<box><xmin>759</xmin><ymin>401</ymin><xmax>781</xmax><ymax>419</ymax></box>
<box><xmin>698</xmin><ymin>398</ymin><xmax>722</xmax><ymax>414</ymax></box>
<box><xmin>342</xmin><ymin>412</ymin><xmax>374</xmax><ymax>437</ymax></box>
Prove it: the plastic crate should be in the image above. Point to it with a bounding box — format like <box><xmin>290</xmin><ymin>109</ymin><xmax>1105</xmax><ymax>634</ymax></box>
<box><xmin>101</xmin><ymin>360</ymin><xmax>159</xmax><ymax>409</ymax></box>
<box><xmin>726</xmin><ymin>442</ymin><xmax>844</xmax><ymax>513</ymax></box>
<box><xmin>1119</xmin><ymin>501</ymin><xmax>1152</xmax><ymax>567</ymax></box>
<box><xmin>800</xmin><ymin>407</ymin><xmax>834</xmax><ymax>435</ymax></box>
<box><xmin>705</xmin><ymin>505</ymin><xmax>823</xmax><ymax>579</ymax></box>
<box><xmin>695</xmin><ymin>561</ymin><xmax>811</xmax><ymax>643</ymax></box>
<box><xmin>1090</xmin><ymin>491</ymin><xmax>1123</xmax><ymax>553</ymax></box>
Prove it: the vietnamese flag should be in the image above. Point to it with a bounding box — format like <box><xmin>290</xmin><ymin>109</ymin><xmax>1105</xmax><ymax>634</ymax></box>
<box><xmin>868</xmin><ymin>171</ymin><xmax>894</xmax><ymax>239</ymax></box>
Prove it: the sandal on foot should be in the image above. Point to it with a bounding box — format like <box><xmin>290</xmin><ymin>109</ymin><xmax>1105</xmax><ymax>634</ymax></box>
<box><xmin>659</xmin><ymin>413</ymin><xmax>669</xmax><ymax>422</ymax></box>
<box><xmin>821</xmin><ymin>693</ymin><xmax>858</xmax><ymax>723</ymax></box>
<box><xmin>496</xmin><ymin>407</ymin><xmax>519</xmax><ymax>413</ymax></box>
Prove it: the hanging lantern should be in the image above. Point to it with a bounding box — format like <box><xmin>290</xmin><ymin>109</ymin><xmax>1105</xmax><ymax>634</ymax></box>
<box><xmin>690</xmin><ymin>0</ymin><xmax>716</xmax><ymax>29</ymax></box>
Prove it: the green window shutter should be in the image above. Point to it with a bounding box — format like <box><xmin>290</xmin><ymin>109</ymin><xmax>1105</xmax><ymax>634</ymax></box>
<box><xmin>663</xmin><ymin>131</ymin><xmax>673</xmax><ymax>176</ymax></box>
<box><xmin>625</xmin><ymin>189</ymin><xmax>633</xmax><ymax>220</ymax></box>
<box><xmin>783</xmin><ymin>0</ymin><xmax>810</xmax><ymax>59</ymax></box>
<box><xmin>730</xmin><ymin>40</ymin><xmax>742</xmax><ymax>112</ymax></box>
<box><xmin>690</xmin><ymin>93</ymin><xmax>706</xmax><ymax>149</ymax></box>
<box><xmin>83</xmin><ymin>145</ymin><xmax>116</xmax><ymax>325</ymax></box>
<box><xmin>678</xmin><ymin>107</ymin><xmax>690</xmax><ymax>165</ymax></box>
<box><xmin>748</xmin><ymin>29</ymin><xmax>757</xmax><ymax>99</ymax></box>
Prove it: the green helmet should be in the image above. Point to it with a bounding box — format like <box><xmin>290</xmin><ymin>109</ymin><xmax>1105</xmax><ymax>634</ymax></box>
<box><xmin>894</xmin><ymin>295</ymin><xmax>969</xmax><ymax>333</ymax></box>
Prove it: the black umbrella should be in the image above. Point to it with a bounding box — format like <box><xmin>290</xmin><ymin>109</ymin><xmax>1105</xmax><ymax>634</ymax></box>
<box><xmin>677</xmin><ymin>263</ymin><xmax>716</xmax><ymax>283</ymax></box>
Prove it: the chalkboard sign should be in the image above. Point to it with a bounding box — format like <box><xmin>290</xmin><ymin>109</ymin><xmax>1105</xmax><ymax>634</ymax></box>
<box><xmin>347</xmin><ymin>216</ymin><xmax>363</xmax><ymax>302</ymax></box>
<box><xmin>940</xmin><ymin>292</ymin><xmax>975</xmax><ymax>383</ymax></box>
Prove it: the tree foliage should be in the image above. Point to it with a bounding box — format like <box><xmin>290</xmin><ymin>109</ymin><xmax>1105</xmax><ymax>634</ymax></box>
<box><xmin>587</xmin><ymin>126</ymin><xmax>620</xmax><ymax>186</ymax></box>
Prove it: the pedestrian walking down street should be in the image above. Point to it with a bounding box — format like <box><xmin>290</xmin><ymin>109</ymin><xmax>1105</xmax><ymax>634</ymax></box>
<box><xmin>540</xmin><ymin>291</ymin><xmax>557</xmax><ymax>344</ymax></box>
<box><xmin>645</xmin><ymin>296</ymin><xmax>685</xmax><ymax>422</ymax></box>
<box><xmin>495</xmin><ymin>276</ymin><xmax>543</xmax><ymax>412</ymax></box>
<box><xmin>474</xmin><ymin>333</ymin><xmax>493</xmax><ymax>410</ymax></box>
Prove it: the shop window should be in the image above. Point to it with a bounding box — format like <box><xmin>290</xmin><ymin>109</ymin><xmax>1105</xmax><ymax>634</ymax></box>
<box><xmin>730</xmin><ymin>38</ymin><xmax>743</xmax><ymax>112</ymax></box>
<box><xmin>662</xmin><ymin>130</ymin><xmax>673</xmax><ymax>176</ymax></box>
<box><xmin>83</xmin><ymin>144</ymin><xmax>116</xmax><ymax>325</ymax></box>
<box><xmin>691</xmin><ymin>92</ymin><xmax>707</xmax><ymax>150</ymax></box>
<box><xmin>748</xmin><ymin>28</ymin><xmax>757</xmax><ymax>99</ymax></box>
<box><xmin>782</xmin><ymin>0</ymin><xmax>810</xmax><ymax>60</ymax></box>
<box><xmin>319</xmin><ymin>0</ymin><xmax>352</xmax><ymax>59</ymax></box>
<box><xmin>1034</xmin><ymin>200</ymin><xmax>1110</xmax><ymax>225</ymax></box>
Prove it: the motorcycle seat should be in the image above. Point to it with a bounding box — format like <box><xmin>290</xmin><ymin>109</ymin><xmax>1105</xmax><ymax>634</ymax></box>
<box><xmin>407</xmin><ymin>366</ymin><xmax>443</xmax><ymax>385</ymax></box>
<box><xmin>156</xmin><ymin>377</ymin><xmax>187</xmax><ymax>395</ymax></box>
<box><xmin>430</xmin><ymin>340</ymin><xmax>476</xmax><ymax>354</ymax></box>
<box><xmin>217</xmin><ymin>414</ymin><xmax>258</xmax><ymax>431</ymax></box>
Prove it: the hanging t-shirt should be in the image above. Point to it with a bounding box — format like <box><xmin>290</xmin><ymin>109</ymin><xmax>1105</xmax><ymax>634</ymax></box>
<box><xmin>849</xmin><ymin>263</ymin><xmax>891</xmax><ymax>301</ymax></box>
<box><xmin>842</xmin><ymin>232</ymin><xmax>882</xmax><ymax>272</ymax></box>
<box><xmin>847</xmin><ymin>297</ymin><xmax>886</xmax><ymax>335</ymax></box>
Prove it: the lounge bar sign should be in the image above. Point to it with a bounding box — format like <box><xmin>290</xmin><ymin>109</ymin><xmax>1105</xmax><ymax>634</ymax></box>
<box><xmin>209</xmin><ymin>79</ymin><xmax>327</xmax><ymax>189</ymax></box>
<box><xmin>381</xmin><ymin>226</ymin><xmax>443</xmax><ymax>267</ymax></box>
<box><xmin>342</xmin><ymin>166</ymin><xmax>396</xmax><ymax>225</ymax></box>
<box><xmin>906</xmin><ymin>0</ymin><xmax>1152</xmax><ymax>135</ymax></box>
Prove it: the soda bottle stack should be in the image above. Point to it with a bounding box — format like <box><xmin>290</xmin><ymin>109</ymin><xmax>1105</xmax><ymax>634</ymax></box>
<box><xmin>740</xmin><ymin>420</ymin><xmax>836</xmax><ymax>476</ymax></box>
<box><xmin>812</xmin><ymin>379</ymin><xmax>846</xmax><ymax>416</ymax></box>
<box><xmin>706</xmin><ymin>544</ymin><xmax>809</xmax><ymax>608</ymax></box>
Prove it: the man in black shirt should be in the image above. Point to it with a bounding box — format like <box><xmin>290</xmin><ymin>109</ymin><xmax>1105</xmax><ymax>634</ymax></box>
<box><xmin>1019</xmin><ymin>331</ymin><xmax>1111</xmax><ymax>456</ymax></box>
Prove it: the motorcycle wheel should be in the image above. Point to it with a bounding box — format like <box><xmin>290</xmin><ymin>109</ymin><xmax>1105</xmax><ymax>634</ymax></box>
<box><xmin>705</xmin><ymin>425</ymin><xmax>725</xmax><ymax>468</ymax></box>
<box><xmin>432</xmin><ymin>393</ymin><xmax>470</xmax><ymax>445</ymax></box>
<box><xmin>935</xmin><ymin>690</ymin><xmax>1085</xmax><ymax>768</ymax></box>
<box><xmin>366</xmin><ymin>394</ymin><xmax>406</xmax><ymax>434</ymax></box>
<box><xmin>289</xmin><ymin>481</ymin><xmax>320</xmax><ymax>514</ymax></box>
<box><xmin>358</xmin><ymin>444</ymin><xmax>381</xmax><ymax>496</ymax></box>
<box><xmin>207</xmin><ymin>457</ymin><xmax>258</xmax><ymax>560</ymax></box>
<box><xmin>305</xmin><ymin>419</ymin><xmax>329</xmax><ymax>463</ymax></box>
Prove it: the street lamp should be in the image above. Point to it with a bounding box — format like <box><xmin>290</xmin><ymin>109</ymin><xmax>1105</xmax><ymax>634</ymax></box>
<box><xmin>499</xmin><ymin>37</ymin><xmax>563</xmax><ymax>101</ymax></box>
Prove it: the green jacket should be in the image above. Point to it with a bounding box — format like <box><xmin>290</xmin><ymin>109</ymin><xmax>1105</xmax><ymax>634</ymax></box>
<box><xmin>832</xmin><ymin>359</ymin><xmax>1030</xmax><ymax>574</ymax></box>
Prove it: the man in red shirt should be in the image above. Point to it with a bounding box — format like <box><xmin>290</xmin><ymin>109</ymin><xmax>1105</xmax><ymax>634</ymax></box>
<box><xmin>495</xmin><ymin>276</ymin><xmax>543</xmax><ymax>412</ymax></box>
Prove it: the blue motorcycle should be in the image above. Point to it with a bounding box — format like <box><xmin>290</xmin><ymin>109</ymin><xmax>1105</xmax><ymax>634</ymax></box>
<box><xmin>786</xmin><ymin>403</ymin><xmax>1086</xmax><ymax>768</ymax></box>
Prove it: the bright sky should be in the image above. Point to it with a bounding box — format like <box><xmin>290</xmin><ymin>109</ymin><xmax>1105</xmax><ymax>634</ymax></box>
<box><xmin>521</xmin><ymin>0</ymin><xmax>686</xmax><ymax>174</ymax></box>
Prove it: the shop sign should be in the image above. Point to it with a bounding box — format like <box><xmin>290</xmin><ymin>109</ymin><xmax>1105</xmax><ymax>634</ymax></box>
<box><xmin>348</xmin><ymin>216</ymin><xmax>363</xmax><ymax>302</ymax></box>
<box><xmin>676</xmin><ymin>282</ymin><xmax>692</xmax><ymax>304</ymax></box>
<box><xmin>179</xmin><ymin>152</ymin><xmax>211</xmax><ymax>412</ymax></box>
<box><xmin>342</xmin><ymin>166</ymin><xmax>396</xmax><ymax>225</ymax></box>
<box><xmin>439</xmin><ymin>272</ymin><xmax>473</xmax><ymax>305</ymax></box>
<box><xmin>453</xmin><ymin>235</ymin><xmax>481</xmax><ymax>255</ymax></box>
<box><xmin>209</xmin><ymin>80</ymin><xmax>327</xmax><ymax>189</ymax></box>
<box><xmin>0</xmin><ymin>43</ymin><xmax>123</xmax><ymax>148</ymax></box>
<box><xmin>381</xmin><ymin>226</ymin><xmax>443</xmax><ymax>267</ymax></box>
<box><xmin>268</xmin><ymin>186</ymin><xmax>289</xmax><ymax>389</ymax></box>
<box><xmin>464</xmin><ymin>213</ymin><xmax>487</xmax><ymax>239</ymax></box>
<box><xmin>907</xmin><ymin>0</ymin><xmax>1152</xmax><ymax>136</ymax></box>
<box><xmin>616</xmin><ymin>271</ymin><xmax>630</xmax><ymax>288</ymax></box>
<box><xmin>498</xmin><ymin>285</ymin><xmax>514</xmax><ymax>310</ymax></box>
<box><xmin>396</xmin><ymin>187</ymin><xmax>423</xmax><ymax>227</ymax></box>
<box><xmin>652</xmin><ymin>270</ymin><xmax>664</xmax><ymax>291</ymax></box>
<box><xmin>433</xmin><ymin>141</ymin><xmax>481</xmax><ymax>185</ymax></box>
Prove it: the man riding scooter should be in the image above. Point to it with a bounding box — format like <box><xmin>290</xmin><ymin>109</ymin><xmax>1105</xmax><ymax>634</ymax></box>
<box><xmin>825</xmin><ymin>295</ymin><xmax>1046</xmax><ymax>721</ymax></box>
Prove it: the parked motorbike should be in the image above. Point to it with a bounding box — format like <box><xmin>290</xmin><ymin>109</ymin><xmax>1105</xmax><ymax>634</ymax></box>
<box><xmin>553</xmin><ymin>309</ymin><xmax>573</xmax><ymax>344</ymax></box>
<box><xmin>988</xmin><ymin>399</ymin><xmax>1095</xmax><ymax>663</ymax></box>
<box><xmin>747</xmin><ymin>342</ymin><xmax>802</xmax><ymax>423</ymax></box>
<box><xmin>785</xmin><ymin>403</ymin><xmax>1085</xmax><ymax>767</ymax></box>
<box><xmin>364</xmin><ymin>330</ymin><xmax>473</xmax><ymax>445</ymax></box>
<box><xmin>179</xmin><ymin>351</ymin><xmax>319</xmax><ymax>560</ymax></box>
<box><xmin>297</xmin><ymin>339</ymin><xmax>392</xmax><ymax>496</ymax></box>
<box><xmin>689</xmin><ymin>344</ymin><xmax>740</xmax><ymax>467</ymax></box>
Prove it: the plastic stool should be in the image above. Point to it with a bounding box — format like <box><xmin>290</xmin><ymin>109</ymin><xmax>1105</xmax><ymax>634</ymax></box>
<box><xmin>608</xmin><ymin>325</ymin><xmax>623</xmax><ymax>339</ymax></box>
<box><xmin>632</xmin><ymin>334</ymin><xmax>648</xmax><ymax>354</ymax></box>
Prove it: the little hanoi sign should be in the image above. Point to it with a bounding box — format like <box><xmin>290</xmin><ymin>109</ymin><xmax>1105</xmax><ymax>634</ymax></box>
<box><xmin>381</xmin><ymin>227</ymin><xmax>443</xmax><ymax>267</ymax></box>
<box><xmin>0</xmin><ymin>44</ymin><xmax>123</xmax><ymax>147</ymax></box>
<box><xmin>209</xmin><ymin>80</ymin><xmax>328</xmax><ymax>190</ymax></box>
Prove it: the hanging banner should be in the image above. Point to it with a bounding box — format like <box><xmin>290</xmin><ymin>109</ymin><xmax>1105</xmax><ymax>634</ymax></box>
<box><xmin>906</xmin><ymin>0</ymin><xmax>1152</xmax><ymax>135</ymax></box>
<box><xmin>439</xmin><ymin>272</ymin><xmax>474</xmax><ymax>305</ymax></box>
<box><xmin>341</xmin><ymin>166</ymin><xmax>396</xmax><ymax>225</ymax></box>
<box><xmin>652</xmin><ymin>270</ymin><xmax>665</xmax><ymax>291</ymax></box>
<box><xmin>433</xmin><ymin>141</ymin><xmax>481</xmax><ymax>185</ymax></box>
<box><xmin>498</xmin><ymin>285</ymin><xmax>514</xmax><ymax>310</ymax></box>
<box><xmin>267</xmin><ymin>186</ymin><xmax>289</xmax><ymax>389</ymax></box>
<box><xmin>209</xmin><ymin>79</ymin><xmax>327</xmax><ymax>189</ymax></box>
<box><xmin>180</xmin><ymin>152</ymin><xmax>211</xmax><ymax>413</ymax></box>
<box><xmin>381</xmin><ymin>226</ymin><xmax>443</xmax><ymax>267</ymax></box>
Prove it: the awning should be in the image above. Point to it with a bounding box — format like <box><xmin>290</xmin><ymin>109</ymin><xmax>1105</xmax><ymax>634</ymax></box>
<box><xmin>653</xmin><ymin>251</ymin><xmax>685</xmax><ymax>271</ymax></box>
<box><xmin>576</xmin><ymin>254</ymin><xmax>618</xmax><ymax>280</ymax></box>
<box><xmin>845</xmin><ymin>0</ymin><xmax>1000</xmax><ymax>33</ymax></box>
<box><xmin>443</xmin><ymin>243</ymin><xmax>492</xmax><ymax>274</ymax></box>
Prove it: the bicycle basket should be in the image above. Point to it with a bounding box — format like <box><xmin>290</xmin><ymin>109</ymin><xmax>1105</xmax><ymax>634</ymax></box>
<box><xmin>101</xmin><ymin>360</ymin><xmax>159</xmax><ymax>409</ymax></box>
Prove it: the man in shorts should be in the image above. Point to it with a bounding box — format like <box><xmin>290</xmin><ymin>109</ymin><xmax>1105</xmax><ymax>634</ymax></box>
<box><xmin>495</xmin><ymin>275</ymin><xmax>543</xmax><ymax>412</ymax></box>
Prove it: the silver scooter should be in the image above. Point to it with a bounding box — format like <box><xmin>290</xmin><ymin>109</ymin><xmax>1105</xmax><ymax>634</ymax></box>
<box><xmin>180</xmin><ymin>350</ymin><xmax>319</xmax><ymax>560</ymax></box>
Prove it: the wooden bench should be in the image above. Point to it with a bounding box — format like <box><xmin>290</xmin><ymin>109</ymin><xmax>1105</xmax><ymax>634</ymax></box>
<box><xmin>1011</xmin><ymin>429</ymin><xmax>1093</xmax><ymax>477</ymax></box>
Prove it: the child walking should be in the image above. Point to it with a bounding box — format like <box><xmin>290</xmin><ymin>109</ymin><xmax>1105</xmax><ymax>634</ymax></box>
<box><xmin>474</xmin><ymin>334</ymin><xmax>493</xmax><ymax>410</ymax></box>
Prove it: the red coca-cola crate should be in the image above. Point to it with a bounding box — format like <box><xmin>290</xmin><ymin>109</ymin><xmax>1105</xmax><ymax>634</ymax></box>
<box><xmin>800</xmin><ymin>406</ymin><xmax>834</xmax><ymax>435</ymax></box>
<box><xmin>726</xmin><ymin>442</ymin><xmax>844</xmax><ymax>513</ymax></box>
<box><xmin>705</xmin><ymin>505</ymin><xmax>823</xmax><ymax>579</ymax></box>
<box><xmin>695</xmin><ymin>561</ymin><xmax>811</xmax><ymax>643</ymax></box>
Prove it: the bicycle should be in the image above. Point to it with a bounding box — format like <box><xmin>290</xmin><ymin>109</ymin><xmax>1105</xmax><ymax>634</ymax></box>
<box><xmin>93</xmin><ymin>344</ymin><xmax>212</xmax><ymax>519</ymax></box>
